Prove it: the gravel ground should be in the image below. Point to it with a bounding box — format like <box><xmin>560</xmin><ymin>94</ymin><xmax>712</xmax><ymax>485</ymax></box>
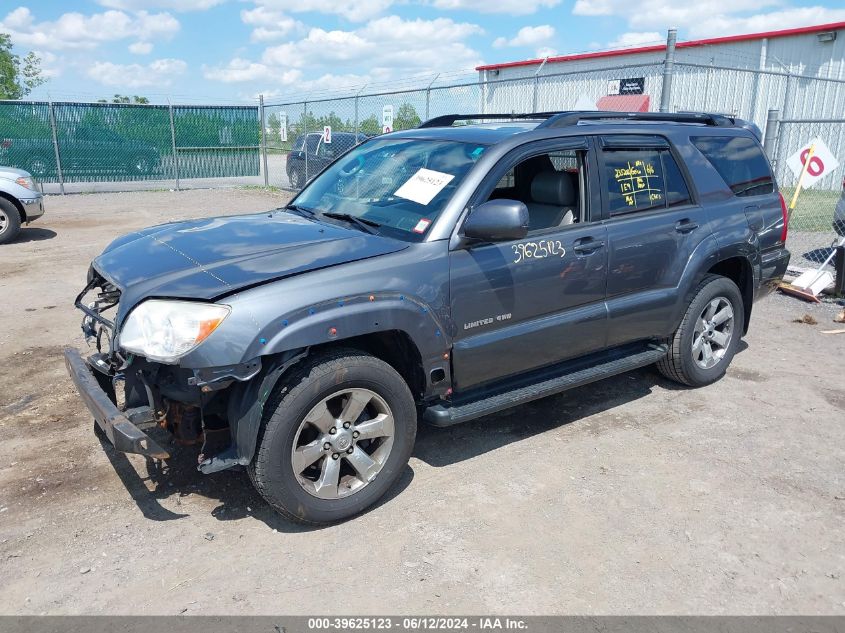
<box><xmin>0</xmin><ymin>189</ymin><xmax>843</xmax><ymax>615</ymax></box>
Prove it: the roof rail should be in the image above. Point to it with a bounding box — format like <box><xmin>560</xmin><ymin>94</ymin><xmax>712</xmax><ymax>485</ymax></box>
<box><xmin>418</xmin><ymin>112</ymin><xmax>561</xmax><ymax>128</ymax></box>
<box><xmin>417</xmin><ymin>110</ymin><xmax>742</xmax><ymax>130</ymax></box>
<box><xmin>538</xmin><ymin>111</ymin><xmax>736</xmax><ymax>128</ymax></box>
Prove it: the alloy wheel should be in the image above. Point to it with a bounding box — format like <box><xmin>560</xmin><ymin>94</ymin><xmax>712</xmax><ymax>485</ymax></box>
<box><xmin>291</xmin><ymin>388</ymin><xmax>395</xmax><ymax>500</ymax></box>
<box><xmin>692</xmin><ymin>296</ymin><xmax>734</xmax><ymax>369</ymax></box>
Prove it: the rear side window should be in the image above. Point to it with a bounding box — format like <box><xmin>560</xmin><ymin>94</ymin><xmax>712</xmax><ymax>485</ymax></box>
<box><xmin>603</xmin><ymin>148</ymin><xmax>691</xmax><ymax>215</ymax></box>
<box><xmin>692</xmin><ymin>136</ymin><xmax>774</xmax><ymax>197</ymax></box>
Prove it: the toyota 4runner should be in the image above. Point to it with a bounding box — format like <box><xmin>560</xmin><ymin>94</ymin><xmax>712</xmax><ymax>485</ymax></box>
<box><xmin>65</xmin><ymin>111</ymin><xmax>790</xmax><ymax>524</ymax></box>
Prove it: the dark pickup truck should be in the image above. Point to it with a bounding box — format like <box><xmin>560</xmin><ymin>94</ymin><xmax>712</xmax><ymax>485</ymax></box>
<box><xmin>65</xmin><ymin>111</ymin><xmax>790</xmax><ymax>524</ymax></box>
<box><xmin>3</xmin><ymin>126</ymin><xmax>160</xmax><ymax>179</ymax></box>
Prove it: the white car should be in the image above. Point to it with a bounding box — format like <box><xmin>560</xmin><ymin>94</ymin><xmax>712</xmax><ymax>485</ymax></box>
<box><xmin>0</xmin><ymin>166</ymin><xmax>45</xmax><ymax>244</ymax></box>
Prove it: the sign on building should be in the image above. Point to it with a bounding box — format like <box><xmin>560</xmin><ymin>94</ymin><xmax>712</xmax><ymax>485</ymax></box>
<box><xmin>786</xmin><ymin>137</ymin><xmax>840</xmax><ymax>188</ymax></box>
<box><xmin>607</xmin><ymin>78</ymin><xmax>645</xmax><ymax>95</ymax></box>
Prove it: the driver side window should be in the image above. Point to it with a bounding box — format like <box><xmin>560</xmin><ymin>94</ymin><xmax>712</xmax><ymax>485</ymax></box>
<box><xmin>486</xmin><ymin>148</ymin><xmax>587</xmax><ymax>234</ymax></box>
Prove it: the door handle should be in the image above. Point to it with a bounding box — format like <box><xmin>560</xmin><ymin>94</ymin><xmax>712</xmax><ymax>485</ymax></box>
<box><xmin>572</xmin><ymin>237</ymin><xmax>606</xmax><ymax>254</ymax></box>
<box><xmin>674</xmin><ymin>219</ymin><xmax>699</xmax><ymax>234</ymax></box>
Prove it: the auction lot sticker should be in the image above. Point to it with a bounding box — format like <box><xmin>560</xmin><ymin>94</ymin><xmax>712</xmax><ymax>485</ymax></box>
<box><xmin>394</xmin><ymin>168</ymin><xmax>454</xmax><ymax>205</ymax></box>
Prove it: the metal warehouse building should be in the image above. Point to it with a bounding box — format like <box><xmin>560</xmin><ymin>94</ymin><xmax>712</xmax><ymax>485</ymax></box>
<box><xmin>475</xmin><ymin>22</ymin><xmax>845</xmax><ymax>130</ymax></box>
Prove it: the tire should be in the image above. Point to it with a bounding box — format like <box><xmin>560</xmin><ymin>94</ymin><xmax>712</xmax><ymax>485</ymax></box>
<box><xmin>0</xmin><ymin>198</ymin><xmax>22</xmax><ymax>245</ymax></box>
<box><xmin>249</xmin><ymin>348</ymin><xmax>417</xmax><ymax>524</ymax></box>
<box><xmin>27</xmin><ymin>155</ymin><xmax>50</xmax><ymax>179</ymax></box>
<box><xmin>288</xmin><ymin>168</ymin><xmax>303</xmax><ymax>189</ymax></box>
<box><xmin>657</xmin><ymin>274</ymin><xmax>744</xmax><ymax>387</ymax></box>
<box><xmin>128</xmin><ymin>154</ymin><xmax>153</xmax><ymax>176</ymax></box>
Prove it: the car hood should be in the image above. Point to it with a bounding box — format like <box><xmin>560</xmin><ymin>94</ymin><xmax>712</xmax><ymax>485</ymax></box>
<box><xmin>93</xmin><ymin>211</ymin><xmax>409</xmax><ymax>317</ymax></box>
<box><xmin>0</xmin><ymin>166</ymin><xmax>32</xmax><ymax>180</ymax></box>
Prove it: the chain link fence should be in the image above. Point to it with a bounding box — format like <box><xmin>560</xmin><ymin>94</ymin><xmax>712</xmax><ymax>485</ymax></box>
<box><xmin>1</xmin><ymin>52</ymin><xmax>844</xmax><ymax>213</ymax></box>
<box><xmin>0</xmin><ymin>100</ymin><xmax>260</xmax><ymax>193</ymax></box>
<box><xmin>765</xmin><ymin>117</ymin><xmax>845</xmax><ymax>269</ymax></box>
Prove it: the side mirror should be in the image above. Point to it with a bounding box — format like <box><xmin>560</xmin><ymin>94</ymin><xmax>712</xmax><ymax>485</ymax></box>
<box><xmin>462</xmin><ymin>199</ymin><xmax>529</xmax><ymax>243</ymax></box>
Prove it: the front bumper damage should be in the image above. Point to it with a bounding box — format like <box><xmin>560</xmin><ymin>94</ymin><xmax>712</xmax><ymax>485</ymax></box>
<box><xmin>66</xmin><ymin>270</ymin><xmax>284</xmax><ymax>472</ymax></box>
<box><xmin>64</xmin><ymin>348</ymin><xmax>169</xmax><ymax>459</ymax></box>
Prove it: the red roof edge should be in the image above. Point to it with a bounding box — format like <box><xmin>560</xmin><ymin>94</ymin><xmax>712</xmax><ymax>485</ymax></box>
<box><xmin>475</xmin><ymin>21</ymin><xmax>845</xmax><ymax>71</ymax></box>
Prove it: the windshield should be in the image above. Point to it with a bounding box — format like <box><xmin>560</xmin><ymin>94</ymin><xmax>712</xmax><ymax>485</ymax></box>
<box><xmin>291</xmin><ymin>138</ymin><xmax>487</xmax><ymax>241</ymax></box>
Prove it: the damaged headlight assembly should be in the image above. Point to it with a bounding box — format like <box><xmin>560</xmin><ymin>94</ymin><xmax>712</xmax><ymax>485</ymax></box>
<box><xmin>119</xmin><ymin>300</ymin><xmax>231</xmax><ymax>363</ymax></box>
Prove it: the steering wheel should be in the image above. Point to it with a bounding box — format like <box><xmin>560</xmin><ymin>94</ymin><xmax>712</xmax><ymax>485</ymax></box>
<box><xmin>338</xmin><ymin>155</ymin><xmax>364</xmax><ymax>178</ymax></box>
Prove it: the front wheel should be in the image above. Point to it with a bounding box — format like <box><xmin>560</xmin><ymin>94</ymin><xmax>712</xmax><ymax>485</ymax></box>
<box><xmin>657</xmin><ymin>274</ymin><xmax>744</xmax><ymax>387</ymax></box>
<box><xmin>0</xmin><ymin>198</ymin><xmax>22</xmax><ymax>245</ymax></box>
<box><xmin>249</xmin><ymin>349</ymin><xmax>417</xmax><ymax>524</ymax></box>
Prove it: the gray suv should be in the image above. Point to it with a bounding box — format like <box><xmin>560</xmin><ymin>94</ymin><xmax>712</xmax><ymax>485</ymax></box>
<box><xmin>65</xmin><ymin>111</ymin><xmax>790</xmax><ymax>524</ymax></box>
<box><xmin>0</xmin><ymin>166</ymin><xmax>45</xmax><ymax>244</ymax></box>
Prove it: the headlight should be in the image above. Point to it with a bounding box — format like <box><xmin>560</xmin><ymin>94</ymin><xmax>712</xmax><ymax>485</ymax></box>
<box><xmin>119</xmin><ymin>300</ymin><xmax>231</xmax><ymax>363</ymax></box>
<box><xmin>15</xmin><ymin>176</ymin><xmax>36</xmax><ymax>190</ymax></box>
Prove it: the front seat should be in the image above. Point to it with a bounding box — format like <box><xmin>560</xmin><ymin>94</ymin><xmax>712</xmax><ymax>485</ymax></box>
<box><xmin>527</xmin><ymin>171</ymin><xmax>578</xmax><ymax>231</ymax></box>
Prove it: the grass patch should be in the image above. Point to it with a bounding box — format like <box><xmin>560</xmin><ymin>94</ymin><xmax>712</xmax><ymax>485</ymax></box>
<box><xmin>239</xmin><ymin>184</ymin><xmax>285</xmax><ymax>193</ymax></box>
<box><xmin>781</xmin><ymin>187</ymin><xmax>839</xmax><ymax>232</ymax></box>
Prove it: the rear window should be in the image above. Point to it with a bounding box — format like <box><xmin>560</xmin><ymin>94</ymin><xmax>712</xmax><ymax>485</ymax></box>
<box><xmin>691</xmin><ymin>136</ymin><xmax>774</xmax><ymax>197</ymax></box>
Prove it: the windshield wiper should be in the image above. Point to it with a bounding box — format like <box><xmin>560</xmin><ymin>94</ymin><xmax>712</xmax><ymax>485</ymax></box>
<box><xmin>321</xmin><ymin>212</ymin><xmax>381</xmax><ymax>235</ymax></box>
<box><xmin>284</xmin><ymin>204</ymin><xmax>317</xmax><ymax>219</ymax></box>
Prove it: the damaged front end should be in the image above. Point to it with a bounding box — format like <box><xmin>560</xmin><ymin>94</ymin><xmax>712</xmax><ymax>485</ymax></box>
<box><xmin>66</xmin><ymin>269</ymin><xmax>286</xmax><ymax>473</ymax></box>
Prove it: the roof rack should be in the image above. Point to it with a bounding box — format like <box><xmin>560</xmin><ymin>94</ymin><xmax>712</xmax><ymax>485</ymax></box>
<box><xmin>417</xmin><ymin>112</ymin><xmax>560</xmax><ymax>128</ymax></box>
<box><xmin>417</xmin><ymin>110</ymin><xmax>737</xmax><ymax>129</ymax></box>
<box><xmin>539</xmin><ymin>111</ymin><xmax>735</xmax><ymax>128</ymax></box>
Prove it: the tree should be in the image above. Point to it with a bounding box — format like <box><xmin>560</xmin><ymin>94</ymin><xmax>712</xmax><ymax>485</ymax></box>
<box><xmin>267</xmin><ymin>112</ymin><xmax>280</xmax><ymax>139</ymax></box>
<box><xmin>394</xmin><ymin>103</ymin><xmax>421</xmax><ymax>131</ymax></box>
<box><xmin>105</xmin><ymin>95</ymin><xmax>150</xmax><ymax>104</ymax></box>
<box><xmin>359</xmin><ymin>114</ymin><xmax>380</xmax><ymax>136</ymax></box>
<box><xmin>0</xmin><ymin>33</ymin><xmax>47</xmax><ymax>99</ymax></box>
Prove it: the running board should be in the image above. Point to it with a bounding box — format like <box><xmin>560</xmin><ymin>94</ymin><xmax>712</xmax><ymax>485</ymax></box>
<box><xmin>423</xmin><ymin>343</ymin><xmax>668</xmax><ymax>427</ymax></box>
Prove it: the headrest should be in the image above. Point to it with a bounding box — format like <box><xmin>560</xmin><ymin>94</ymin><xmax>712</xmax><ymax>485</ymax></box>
<box><xmin>530</xmin><ymin>171</ymin><xmax>576</xmax><ymax>207</ymax></box>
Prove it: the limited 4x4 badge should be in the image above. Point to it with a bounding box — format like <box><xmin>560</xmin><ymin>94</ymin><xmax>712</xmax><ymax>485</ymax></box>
<box><xmin>464</xmin><ymin>313</ymin><xmax>512</xmax><ymax>330</ymax></box>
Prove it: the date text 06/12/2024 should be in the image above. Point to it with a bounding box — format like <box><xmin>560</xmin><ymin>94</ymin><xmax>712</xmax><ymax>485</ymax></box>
<box><xmin>306</xmin><ymin>617</ymin><xmax>528</xmax><ymax>630</ymax></box>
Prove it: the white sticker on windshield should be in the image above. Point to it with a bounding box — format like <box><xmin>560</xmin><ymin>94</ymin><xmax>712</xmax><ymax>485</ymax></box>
<box><xmin>394</xmin><ymin>168</ymin><xmax>455</xmax><ymax>205</ymax></box>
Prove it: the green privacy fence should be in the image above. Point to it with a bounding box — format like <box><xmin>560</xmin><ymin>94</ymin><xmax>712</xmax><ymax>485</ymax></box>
<box><xmin>0</xmin><ymin>100</ymin><xmax>260</xmax><ymax>187</ymax></box>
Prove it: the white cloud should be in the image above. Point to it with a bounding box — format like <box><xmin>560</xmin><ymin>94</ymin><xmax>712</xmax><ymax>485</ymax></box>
<box><xmin>431</xmin><ymin>0</ymin><xmax>560</xmax><ymax>15</ymax></box>
<box><xmin>32</xmin><ymin>50</ymin><xmax>61</xmax><ymax>79</ymax></box>
<box><xmin>202</xmin><ymin>58</ymin><xmax>302</xmax><ymax>83</ymax></box>
<box><xmin>0</xmin><ymin>7</ymin><xmax>179</xmax><ymax>50</ymax></box>
<box><xmin>686</xmin><ymin>7</ymin><xmax>845</xmax><ymax>38</ymax></box>
<box><xmin>241</xmin><ymin>6</ymin><xmax>302</xmax><ymax>41</ymax></box>
<box><xmin>607</xmin><ymin>31</ymin><xmax>663</xmax><ymax>48</ymax></box>
<box><xmin>260</xmin><ymin>16</ymin><xmax>483</xmax><ymax>72</ymax></box>
<box><xmin>98</xmin><ymin>0</ymin><xmax>225</xmax><ymax>10</ymax></box>
<box><xmin>129</xmin><ymin>41</ymin><xmax>154</xmax><ymax>54</ymax></box>
<box><xmin>87</xmin><ymin>58</ymin><xmax>187</xmax><ymax>88</ymax></box>
<box><xmin>535</xmin><ymin>46</ymin><xmax>558</xmax><ymax>57</ymax></box>
<box><xmin>249</xmin><ymin>0</ymin><xmax>394</xmax><ymax>23</ymax></box>
<box><xmin>493</xmin><ymin>25</ymin><xmax>555</xmax><ymax>48</ymax></box>
<box><xmin>571</xmin><ymin>0</ymin><xmax>845</xmax><ymax>40</ymax></box>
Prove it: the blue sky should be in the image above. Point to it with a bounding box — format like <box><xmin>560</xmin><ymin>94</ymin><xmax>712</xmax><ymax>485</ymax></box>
<box><xmin>3</xmin><ymin>0</ymin><xmax>844</xmax><ymax>104</ymax></box>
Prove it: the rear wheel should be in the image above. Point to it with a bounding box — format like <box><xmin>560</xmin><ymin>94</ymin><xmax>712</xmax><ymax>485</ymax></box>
<box><xmin>128</xmin><ymin>154</ymin><xmax>153</xmax><ymax>176</ymax></box>
<box><xmin>657</xmin><ymin>275</ymin><xmax>744</xmax><ymax>387</ymax></box>
<box><xmin>249</xmin><ymin>349</ymin><xmax>416</xmax><ymax>524</ymax></box>
<box><xmin>27</xmin><ymin>155</ymin><xmax>50</xmax><ymax>179</ymax></box>
<box><xmin>0</xmin><ymin>198</ymin><xmax>22</xmax><ymax>245</ymax></box>
<box><xmin>288</xmin><ymin>168</ymin><xmax>303</xmax><ymax>189</ymax></box>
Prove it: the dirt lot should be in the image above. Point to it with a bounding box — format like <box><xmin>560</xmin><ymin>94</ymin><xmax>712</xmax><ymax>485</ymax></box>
<box><xmin>1</xmin><ymin>189</ymin><xmax>843</xmax><ymax>615</ymax></box>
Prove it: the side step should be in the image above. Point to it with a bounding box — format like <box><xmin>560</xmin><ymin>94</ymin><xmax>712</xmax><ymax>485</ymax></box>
<box><xmin>423</xmin><ymin>343</ymin><xmax>668</xmax><ymax>427</ymax></box>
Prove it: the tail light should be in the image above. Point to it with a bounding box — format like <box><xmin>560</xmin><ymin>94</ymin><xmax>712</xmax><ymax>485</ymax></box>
<box><xmin>0</xmin><ymin>139</ymin><xmax>11</xmax><ymax>149</ymax></box>
<box><xmin>779</xmin><ymin>192</ymin><xmax>789</xmax><ymax>244</ymax></box>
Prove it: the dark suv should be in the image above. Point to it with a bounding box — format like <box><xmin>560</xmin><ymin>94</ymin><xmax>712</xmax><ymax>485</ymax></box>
<box><xmin>286</xmin><ymin>131</ymin><xmax>368</xmax><ymax>188</ymax></box>
<box><xmin>65</xmin><ymin>111</ymin><xmax>790</xmax><ymax>524</ymax></box>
